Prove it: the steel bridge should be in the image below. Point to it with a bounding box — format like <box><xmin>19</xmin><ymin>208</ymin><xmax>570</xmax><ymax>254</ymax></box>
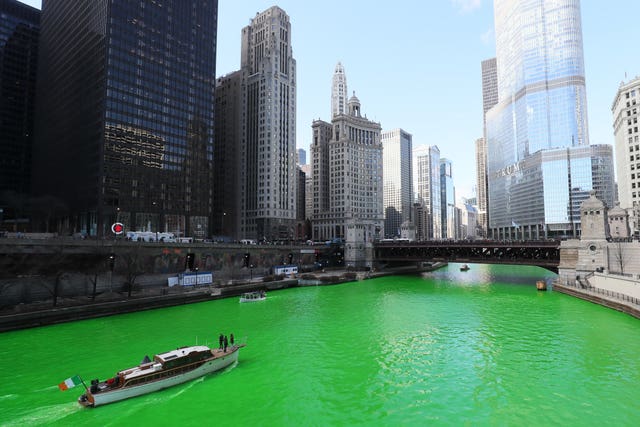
<box><xmin>374</xmin><ymin>240</ymin><xmax>561</xmax><ymax>272</ymax></box>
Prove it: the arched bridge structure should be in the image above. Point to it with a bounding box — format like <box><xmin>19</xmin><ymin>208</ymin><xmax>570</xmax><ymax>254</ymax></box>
<box><xmin>374</xmin><ymin>240</ymin><xmax>561</xmax><ymax>272</ymax></box>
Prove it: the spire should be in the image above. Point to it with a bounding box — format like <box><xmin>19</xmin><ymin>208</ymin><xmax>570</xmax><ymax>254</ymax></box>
<box><xmin>331</xmin><ymin>62</ymin><xmax>348</xmax><ymax>118</ymax></box>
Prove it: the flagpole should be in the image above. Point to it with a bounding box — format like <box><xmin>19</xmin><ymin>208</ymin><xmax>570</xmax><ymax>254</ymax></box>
<box><xmin>78</xmin><ymin>375</ymin><xmax>89</xmax><ymax>391</ymax></box>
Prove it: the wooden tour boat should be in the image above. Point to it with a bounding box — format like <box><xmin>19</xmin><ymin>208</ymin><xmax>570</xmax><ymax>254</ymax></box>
<box><xmin>64</xmin><ymin>342</ymin><xmax>244</xmax><ymax>407</ymax></box>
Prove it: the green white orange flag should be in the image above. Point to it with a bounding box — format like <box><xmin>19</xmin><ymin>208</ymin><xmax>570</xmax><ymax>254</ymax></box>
<box><xmin>58</xmin><ymin>375</ymin><xmax>82</xmax><ymax>391</ymax></box>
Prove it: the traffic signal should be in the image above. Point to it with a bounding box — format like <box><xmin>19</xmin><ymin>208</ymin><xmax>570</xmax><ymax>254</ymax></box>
<box><xmin>244</xmin><ymin>252</ymin><xmax>250</xmax><ymax>267</ymax></box>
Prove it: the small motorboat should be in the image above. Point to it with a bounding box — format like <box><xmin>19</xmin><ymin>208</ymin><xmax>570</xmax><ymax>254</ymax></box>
<box><xmin>240</xmin><ymin>290</ymin><xmax>266</xmax><ymax>303</ymax></box>
<box><xmin>460</xmin><ymin>264</ymin><xmax>470</xmax><ymax>271</ymax></box>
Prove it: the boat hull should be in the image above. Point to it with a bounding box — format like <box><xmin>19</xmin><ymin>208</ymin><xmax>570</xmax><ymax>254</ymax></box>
<box><xmin>240</xmin><ymin>296</ymin><xmax>265</xmax><ymax>303</ymax></box>
<box><xmin>81</xmin><ymin>348</ymin><xmax>239</xmax><ymax>407</ymax></box>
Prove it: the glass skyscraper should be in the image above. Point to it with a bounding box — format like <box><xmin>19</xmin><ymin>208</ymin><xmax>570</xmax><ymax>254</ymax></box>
<box><xmin>382</xmin><ymin>129</ymin><xmax>413</xmax><ymax>238</ymax></box>
<box><xmin>440</xmin><ymin>158</ymin><xmax>455</xmax><ymax>239</ymax></box>
<box><xmin>486</xmin><ymin>0</ymin><xmax>612</xmax><ymax>239</ymax></box>
<box><xmin>32</xmin><ymin>0</ymin><xmax>217</xmax><ymax>238</ymax></box>
<box><xmin>413</xmin><ymin>145</ymin><xmax>441</xmax><ymax>240</ymax></box>
<box><xmin>0</xmin><ymin>0</ymin><xmax>39</xmax><ymax>224</ymax></box>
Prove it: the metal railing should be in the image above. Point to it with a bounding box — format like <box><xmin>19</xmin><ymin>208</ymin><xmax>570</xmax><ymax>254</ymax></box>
<box><xmin>561</xmin><ymin>280</ymin><xmax>640</xmax><ymax>307</ymax></box>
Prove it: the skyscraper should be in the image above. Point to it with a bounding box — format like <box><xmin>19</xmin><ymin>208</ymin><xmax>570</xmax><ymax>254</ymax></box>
<box><xmin>0</xmin><ymin>0</ymin><xmax>39</xmax><ymax>225</ymax></box>
<box><xmin>612</xmin><ymin>76</ymin><xmax>640</xmax><ymax>235</ymax></box>
<box><xmin>214</xmin><ymin>71</ymin><xmax>243</xmax><ymax>240</ymax></box>
<box><xmin>440</xmin><ymin>158</ymin><xmax>456</xmax><ymax>239</ymax></box>
<box><xmin>476</xmin><ymin>57</ymin><xmax>498</xmax><ymax>237</ymax></box>
<box><xmin>486</xmin><ymin>0</ymin><xmax>612</xmax><ymax>239</ymax></box>
<box><xmin>332</xmin><ymin>62</ymin><xmax>348</xmax><ymax>118</ymax></box>
<box><xmin>382</xmin><ymin>129</ymin><xmax>413</xmax><ymax>238</ymax></box>
<box><xmin>311</xmin><ymin>91</ymin><xmax>383</xmax><ymax>257</ymax></box>
<box><xmin>32</xmin><ymin>0</ymin><xmax>218</xmax><ymax>238</ymax></box>
<box><xmin>481</xmin><ymin>57</ymin><xmax>498</xmax><ymax>129</ymax></box>
<box><xmin>240</xmin><ymin>6</ymin><xmax>297</xmax><ymax>241</ymax></box>
<box><xmin>474</xmin><ymin>137</ymin><xmax>488</xmax><ymax>237</ymax></box>
<box><xmin>413</xmin><ymin>145</ymin><xmax>441</xmax><ymax>240</ymax></box>
<box><xmin>297</xmin><ymin>148</ymin><xmax>306</xmax><ymax>166</ymax></box>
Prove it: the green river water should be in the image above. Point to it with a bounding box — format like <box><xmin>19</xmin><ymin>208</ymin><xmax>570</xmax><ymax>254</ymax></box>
<box><xmin>1</xmin><ymin>263</ymin><xmax>639</xmax><ymax>426</ymax></box>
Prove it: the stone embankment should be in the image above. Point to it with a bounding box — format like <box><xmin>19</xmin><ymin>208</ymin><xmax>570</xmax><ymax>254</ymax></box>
<box><xmin>554</xmin><ymin>274</ymin><xmax>640</xmax><ymax>319</ymax></box>
<box><xmin>0</xmin><ymin>263</ymin><xmax>446</xmax><ymax>332</ymax></box>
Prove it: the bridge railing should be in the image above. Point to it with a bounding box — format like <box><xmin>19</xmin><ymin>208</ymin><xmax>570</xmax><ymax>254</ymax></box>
<box><xmin>374</xmin><ymin>239</ymin><xmax>560</xmax><ymax>247</ymax></box>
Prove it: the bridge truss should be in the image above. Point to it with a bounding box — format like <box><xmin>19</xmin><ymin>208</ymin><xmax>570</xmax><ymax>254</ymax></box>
<box><xmin>374</xmin><ymin>240</ymin><xmax>560</xmax><ymax>272</ymax></box>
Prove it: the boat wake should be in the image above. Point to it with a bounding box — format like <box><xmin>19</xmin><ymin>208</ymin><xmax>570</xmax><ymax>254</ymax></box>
<box><xmin>4</xmin><ymin>402</ymin><xmax>80</xmax><ymax>427</ymax></box>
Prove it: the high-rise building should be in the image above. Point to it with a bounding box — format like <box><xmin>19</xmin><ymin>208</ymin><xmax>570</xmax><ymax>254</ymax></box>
<box><xmin>32</xmin><ymin>0</ymin><xmax>218</xmax><ymax>238</ymax></box>
<box><xmin>474</xmin><ymin>137</ymin><xmax>488</xmax><ymax>237</ymax></box>
<box><xmin>297</xmin><ymin>148</ymin><xmax>306</xmax><ymax>166</ymax></box>
<box><xmin>486</xmin><ymin>0</ymin><xmax>613</xmax><ymax>239</ymax></box>
<box><xmin>311</xmin><ymin>92</ymin><xmax>383</xmax><ymax>249</ymax></box>
<box><xmin>332</xmin><ymin>62</ymin><xmax>348</xmax><ymax>118</ymax></box>
<box><xmin>440</xmin><ymin>158</ymin><xmax>456</xmax><ymax>239</ymax></box>
<box><xmin>240</xmin><ymin>6</ymin><xmax>297</xmax><ymax>241</ymax></box>
<box><xmin>300</xmin><ymin>162</ymin><xmax>312</xmax><ymax>219</ymax></box>
<box><xmin>382</xmin><ymin>128</ymin><xmax>413</xmax><ymax>238</ymax></box>
<box><xmin>413</xmin><ymin>145</ymin><xmax>441</xmax><ymax>240</ymax></box>
<box><xmin>477</xmin><ymin>57</ymin><xmax>498</xmax><ymax>237</ymax></box>
<box><xmin>481</xmin><ymin>58</ymin><xmax>498</xmax><ymax>128</ymax></box>
<box><xmin>456</xmin><ymin>197</ymin><xmax>477</xmax><ymax>239</ymax></box>
<box><xmin>296</xmin><ymin>166</ymin><xmax>307</xmax><ymax>238</ymax></box>
<box><xmin>612</xmin><ymin>76</ymin><xmax>640</xmax><ymax>235</ymax></box>
<box><xmin>0</xmin><ymin>0</ymin><xmax>39</xmax><ymax>225</ymax></box>
<box><xmin>214</xmin><ymin>71</ymin><xmax>242</xmax><ymax>240</ymax></box>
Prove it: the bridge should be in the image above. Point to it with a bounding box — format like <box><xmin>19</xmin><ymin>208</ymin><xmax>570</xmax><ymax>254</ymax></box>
<box><xmin>374</xmin><ymin>240</ymin><xmax>561</xmax><ymax>272</ymax></box>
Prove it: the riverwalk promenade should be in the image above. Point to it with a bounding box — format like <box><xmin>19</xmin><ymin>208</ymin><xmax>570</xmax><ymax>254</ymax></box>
<box><xmin>0</xmin><ymin>264</ymin><xmax>442</xmax><ymax>332</ymax></box>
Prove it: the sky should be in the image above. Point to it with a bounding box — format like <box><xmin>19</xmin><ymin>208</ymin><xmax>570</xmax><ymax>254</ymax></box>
<box><xmin>19</xmin><ymin>1</ymin><xmax>640</xmax><ymax>199</ymax></box>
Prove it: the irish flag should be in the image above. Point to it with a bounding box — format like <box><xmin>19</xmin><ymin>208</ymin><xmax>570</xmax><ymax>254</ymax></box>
<box><xmin>58</xmin><ymin>375</ymin><xmax>82</xmax><ymax>391</ymax></box>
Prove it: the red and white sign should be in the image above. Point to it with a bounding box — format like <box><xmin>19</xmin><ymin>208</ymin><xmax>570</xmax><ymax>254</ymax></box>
<box><xmin>111</xmin><ymin>222</ymin><xmax>124</xmax><ymax>235</ymax></box>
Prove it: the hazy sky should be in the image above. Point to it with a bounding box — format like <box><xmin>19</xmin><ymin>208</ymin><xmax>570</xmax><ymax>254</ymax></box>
<box><xmin>18</xmin><ymin>1</ymin><xmax>640</xmax><ymax>198</ymax></box>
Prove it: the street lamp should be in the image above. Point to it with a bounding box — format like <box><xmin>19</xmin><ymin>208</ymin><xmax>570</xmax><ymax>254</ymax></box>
<box><xmin>221</xmin><ymin>212</ymin><xmax>226</xmax><ymax>239</ymax></box>
<box><xmin>195</xmin><ymin>267</ymin><xmax>199</xmax><ymax>286</ymax></box>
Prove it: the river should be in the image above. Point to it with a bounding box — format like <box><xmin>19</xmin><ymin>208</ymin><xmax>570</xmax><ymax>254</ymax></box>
<box><xmin>1</xmin><ymin>263</ymin><xmax>639</xmax><ymax>426</ymax></box>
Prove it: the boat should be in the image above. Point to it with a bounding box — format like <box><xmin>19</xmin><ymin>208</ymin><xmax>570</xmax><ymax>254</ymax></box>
<box><xmin>240</xmin><ymin>290</ymin><xmax>266</xmax><ymax>303</ymax></box>
<box><xmin>460</xmin><ymin>264</ymin><xmax>470</xmax><ymax>271</ymax></box>
<box><xmin>76</xmin><ymin>342</ymin><xmax>245</xmax><ymax>407</ymax></box>
<box><xmin>536</xmin><ymin>280</ymin><xmax>547</xmax><ymax>291</ymax></box>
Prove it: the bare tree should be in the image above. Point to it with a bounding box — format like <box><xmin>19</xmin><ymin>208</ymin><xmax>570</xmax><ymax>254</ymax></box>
<box><xmin>612</xmin><ymin>240</ymin><xmax>629</xmax><ymax>275</ymax></box>
<box><xmin>0</xmin><ymin>282</ymin><xmax>18</xmax><ymax>308</ymax></box>
<box><xmin>120</xmin><ymin>246</ymin><xmax>146</xmax><ymax>297</ymax></box>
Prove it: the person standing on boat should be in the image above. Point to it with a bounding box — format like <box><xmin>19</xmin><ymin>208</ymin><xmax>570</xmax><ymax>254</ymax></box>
<box><xmin>230</xmin><ymin>333</ymin><xmax>234</xmax><ymax>346</ymax></box>
<box><xmin>219</xmin><ymin>333</ymin><xmax>224</xmax><ymax>349</ymax></box>
<box><xmin>223</xmin><ymin>335</ymin><xmax>229</xmax><ymax>352</ymax></box>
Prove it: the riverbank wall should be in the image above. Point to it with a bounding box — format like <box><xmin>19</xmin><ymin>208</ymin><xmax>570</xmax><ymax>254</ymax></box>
<box><xmin>0</xmin><ymin>263</ymin><xmax>448</xmax><ymax>333</ymax></box>
<box><xmin>554</xmin><ymin>276</ymin><xmax>640</xmax><ymax>320</ymax></box>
